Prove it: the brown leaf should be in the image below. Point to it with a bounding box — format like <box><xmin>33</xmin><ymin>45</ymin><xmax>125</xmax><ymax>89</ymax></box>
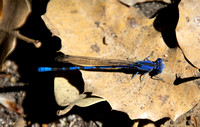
<box><xmin>176</xmin><ymin>0</ymin><xmax>200</xmax><ymax>68</ymax></box>
<box><xmin>43</xmin><ymin>0</ymin><xmax>200</xmax><ymax>121</ymax></box>
<box><xmin>0</xmin><ymin>0</ymin><xmax>41</xmax><ymax>70</ymax></box>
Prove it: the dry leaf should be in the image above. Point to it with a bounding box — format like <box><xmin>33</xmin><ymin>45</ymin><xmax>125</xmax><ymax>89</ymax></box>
<box><xmin>43</xmin><ymin>0</ymin><xmax>200</xmax><ymax>121</ymax></box>
<box><xmin>0</xmin><ymin>0</ymin><xmax>41</xmax><ymax>70</ymax></box>
<box><xmin>119</xmin><ymin>0</ymin><xmax>171</xmax><ymax>6</ymax></box>
<box><xmin>55</xmin><ymin>77</ymin><xmax>105</xmax><ymax>115</ymax></box>
<box><xmin>54</xmin><ymin>77</ymin><xmax>80</xmax><ymax>106</ymax></box>
<box><xmin>75</xmin><ymin>96</ymin><xmax>105</xmax><ymax>107</ymax></box>
<box><xmin>57</xmin><ymin>94</ymin><xmax>105</xmax><ymax>116</ymax></box>
<box><xmin>57</xmin><ymin>94</ymin><xmax>87</xmax><ymax>116</ymax></box>
<box><xmin>176</xmin><ymin>0</ymin><xmax>200</xmax><ymax>68</ymax></box>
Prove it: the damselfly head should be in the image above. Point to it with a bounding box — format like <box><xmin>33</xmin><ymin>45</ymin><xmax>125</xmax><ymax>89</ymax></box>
<box><xmin>155</xmin><ymin>58</ymin><xmax>165</xmax><ymax>74</ymax></box>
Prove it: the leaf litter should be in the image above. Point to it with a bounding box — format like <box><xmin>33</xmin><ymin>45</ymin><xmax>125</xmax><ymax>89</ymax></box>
<box><xmin>0</xmin><ymin>0</ymin><xmax>41</xmax><ymax>71</ymax></box>
<box><xmin>42</xmin><ymin>0</ymin><xmax>200</xmax><ymax>122</ymax></box>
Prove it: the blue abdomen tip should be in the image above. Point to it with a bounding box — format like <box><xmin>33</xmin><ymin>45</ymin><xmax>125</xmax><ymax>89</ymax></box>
<box><xmin>38</xmin><ymin>67</ymin><xmax>52</xmax><ymax>72</ymax></box>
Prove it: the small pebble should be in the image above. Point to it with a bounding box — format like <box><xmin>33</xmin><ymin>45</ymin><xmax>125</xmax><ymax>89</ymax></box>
<box><xmin>164</xmin><ymin>54</ymin><xmax>168</xmax><ymax>57</ymax></box>
<box><xmin>170</xmin><ymin>120</ymin><xmax>174</xmax><ymax>124</ymax></box>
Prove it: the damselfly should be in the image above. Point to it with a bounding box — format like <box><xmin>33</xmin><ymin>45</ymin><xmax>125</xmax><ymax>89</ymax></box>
<box><xmin>38</xmin><ymin>55</ymin><xmax>165</xmax><ymax>81</ymax></box>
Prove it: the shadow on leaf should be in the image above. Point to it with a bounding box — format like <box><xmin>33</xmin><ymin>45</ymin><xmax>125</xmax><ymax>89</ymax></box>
<box><xmin>153</xmin><ymin>0</ymin><xmax>181</xmax><ymax>48</ymax></box>
<box><xmin>174</xmin><ymin>74</ymin><xmax>200</xmax><ymax>85</ymax></box>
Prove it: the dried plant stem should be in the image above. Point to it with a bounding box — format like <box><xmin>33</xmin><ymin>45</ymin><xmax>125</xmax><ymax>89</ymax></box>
<box><xmin>12</xmin><ymin>31</ymin><xmax>42</xmax><ymax>48</ymax></box>
<box><xmin>57</xmin><ymin>94</ymin><xmax>87</xmax><ymax>116</ymax></box>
